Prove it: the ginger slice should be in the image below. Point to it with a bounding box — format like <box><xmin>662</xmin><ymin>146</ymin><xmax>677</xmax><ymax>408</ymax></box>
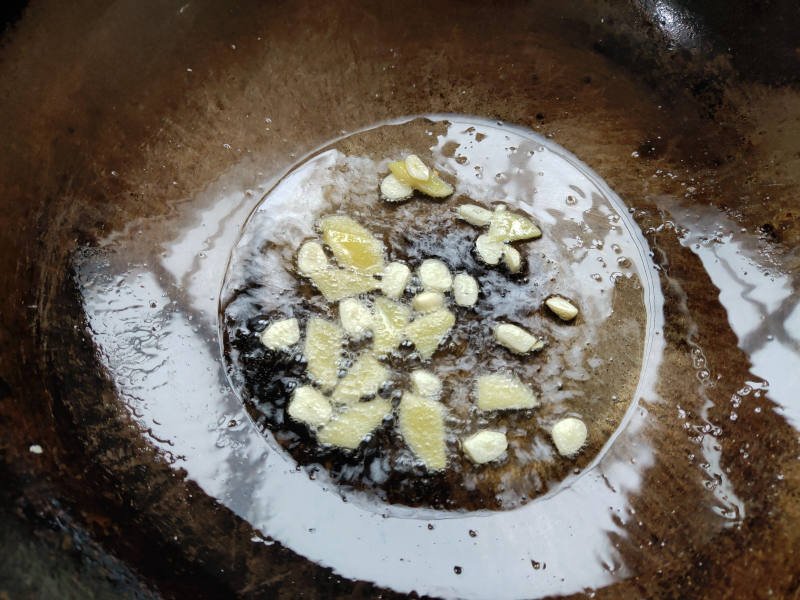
<box><xmin>309</xmin><ymin>268</ymin><xmax>379</xmax><ymax>302</ymax></box>
<box><xmin>487</xmin><ymin>209</ymin><xmax>542</xmax><ymax>242</ymax></box>
<box><xmin>372</xmin><ymin>296</ymin><xmax>411</xmax><ymax>355</ymax></box>
<box><xmin>389</xmin><ymin>160</ymin><xmax>454</xmax><ymax>198</ymax></box>
<box><xmin>287</xmin><ymin>386</ymin><xmax>332</xmax><ymax>429</ymax></box>
<box><xmin>476</xmin><ymin>373</ymin><xmax>539</xmax><ymax>411</ymax></box>
<box><xmin>317</xmin><ymin>398</ymin><xmax>391</xmax><ymax>450</ymax></box>
<box><xmin>304</xmin><ymin>317</ymin><xmax>343</xmax><ymax>392</ymax></box>
<box><xmin>404</xmin><ymin>308</ymin><xmax>455</xmax><ymax>360</ymax></box>
<box><xmin>319</xmin><ymin>215</ymin><xmax>385</xmax><ymax>274</ymax></box>
<box><xmin>398</xmin><ymin>392</ymin><xmax>447</xmax><ymax>471</ymax></box>
<box><xmin>331</xmin><ymin>353</ymin><xmax>389</xmax><ymax>406</ymax></box>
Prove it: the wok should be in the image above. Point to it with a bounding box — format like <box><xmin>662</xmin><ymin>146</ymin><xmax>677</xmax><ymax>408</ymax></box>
<box><xmin>1</xmin><ymin>1</ymin><xmax>799</xmax><ymax>598</ymax></box>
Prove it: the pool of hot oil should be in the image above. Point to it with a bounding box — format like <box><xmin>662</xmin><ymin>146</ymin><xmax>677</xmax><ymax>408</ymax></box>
<box><xmin>221</xmin><ymin>118</ymin><xmax>646</xmax><ymax>511</ymax></box>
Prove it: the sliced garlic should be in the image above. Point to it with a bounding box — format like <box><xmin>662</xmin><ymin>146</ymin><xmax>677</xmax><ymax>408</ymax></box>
<box><xmin>405</xmin><ymin>308</ymin><xmax>455</xmax><ymax>360</ymax></box>
<box><xmin>297</xmin><ymin>240</ymin><xmax>328</xmax><ymax>275</ymax></box>
<box><xmin>487</xmin><ymin>209</ymin><xmax>542</xmax><ymax>242</ymax></box>
<box><xmin>331</xmin><ymin>353</ymin><xmax>389</xmax><ymax>405</ymax></box>
<box><xmin>551</xmin><ymin>417</ymin><xmax>587</xmax><ymax>457</ymax></box>
<box><xmin>476</xmin><ymin>373</ymin><xmax>538</xmax><ymax>411</ymax></box>
<box><xmin>287</xmin><ymin>386</ymin><xmax>332</xmax><ymax>429</ymax></box>
<box><xmin>304</xmin><ymin>317</ymin><xmax>342</xmax><ymax>392</ymax></box>
<box><xmin>452</xmin><ymin>273</ymin><xmax>479</xmax><ymax>307</ymax></box>
<box><xmin>545</xmin><ymin>296</ymin><xmax>579</xmax><ymax>321</ymax></box>
<box><xmin>372</xmin><ymin>296</ymin><xmax>411</xmax><ymax>355</ymax></box>
<box><xmin>317</xmin><ymin>398</ymin><xmax>391</xmax><ymax>450</ymax></box>
<box><xmin>502</xmin><ymin>245</ymin><xmax>522</xmax><ymax>273</ymax></box>
<box><xmin>410</xmin><ymin>369</ymin><xmax>442</xmax><ymax>399</ymax></box>
<box><xmin>456</xmin><ymin>204</ymin><xmax>493</xmax><ymax>226</ymax></box>
<box><xmin>310</xmin><ymin>268</ymin><xmax>378</xmax><ymax>302</ymax></box>
<box><xmin>412</xmin><ymin>291</ymin><xmax>445</xmax><ymax>312</ymax></box>
<box><xmin>380</xmin><ymin>261</ymin><xmax>411</xmax><ymax>299</ymax></box>
<box><xmin>380</xmin><ymin>173</ymin><xmax>414</xmax><ymax>201</ymax></box>
<box><xmin>398</xmin><ymin>393</ymin><xmax>447</xmax><ymax>471</ymax></box>
<box><xmin>462</xmin><ymin>430</ymin><xmax>508</xmax><ymax>464</ymax></box>
<box><xmin>493</xmin><ymin>323</ymin><xmax>541</xmax><ymax>354</ymax></box>
<box><xmin>319</xmin><ymin>215</ymin><xmax>385</xmax><ymax>274</ymax></box>
<box><xmin>418</xmin><ymin>259</ymin><xmax>452</xmax><ymax>292</ymax></box>
<box><xmin>260</xmin><ymin>318</ymin><xmax>300</xmax><ymax>351</ymax></box>
<box><xmin>338</xmin><ymin>298</ymin><xmax>372</xmax><ymax>339</ymax></box>
<box><xmin>475</xmin><ymin>234</ymin><xmax>504</xmax><ymax>265</ymax></box>
<box><xmin>404</xmin><ymin>154</ymin><xmax>431</xmax><ymax>181</ymax></box>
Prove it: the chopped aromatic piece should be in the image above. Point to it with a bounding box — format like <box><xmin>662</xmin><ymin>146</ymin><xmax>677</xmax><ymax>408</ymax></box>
<box><xmin>501</xmin><ymin>245</ymin><xmax>522</xmax><ymax>273</ymax></box>
<box><xmin>545</xmin><ymin>296</ymin><xmax>579</xmax><ymax>321</ymax></box>
<box><xmin>288</xmin><ymin>386</ymin><xmax>332</xmax><ymax>429</ymax></box>
<box><xmin>380</xmin><ymin>261</ymin><xmax>411</xmax><ymax>299</ymax></box>
<box><xmin>452</xmin><ymin>273</ymin><xmax>479</xmax><ymax>307</ymax></box>
<box><xmin>462</xmin><ymin>430</ymin><xmax>508</xmax><ymax>464</ymax></box>
<box><xmin>457</xmin><ymin>203</ymin><xmax>493</xmax><ymax>226</ymax></box>
<box><xmin>331</xmin><ymin>353</ymin><xmax>390</xmax><ymax>405</ymax></box>
<box><xmin>399</xmin><ymin>392</ymin><xmax>447</xmax><ymax>471</ymax></box>
<box><xmin>410</xmin><ymin>369</ymin><xmax>442</xmax><ymax>399</ymax></box>
<box><xmin>320</xmin><ymin>215</ymin><xmax>385</xmax><ymax>274</ymax></box>
<box><xmin>260</xmin><ymin>318</ymin><xmax>300</xmax><ymax>351</ymax></box>
<box><xmin>412</xmin><ymin>291</ymin><xmax>446</xmax><ymax>313</ymax></box>
<box><xmin>405</xmin><ymin>308</ymin><xmax>455</xmax><ymax>360</ymax></box>
<box><xmin>304</xmin><ymin>317</ymin><xmax>343</xmax><ymax>391</ymax></box>
<box><xmin>551</xmin><ymin>417</ymin><xmax>587</xmax><ymax>457</ymax></box>
<box><xmin>476</xmin><ymin>373</ymin><xmax>539</xmax><ymax>411</ymax></box>
<box><xmin>418</xmin><ymin>258</ymin><xmax>453</xmax><ymax>292</ymax></box>
<box><xmin>297</xmin><ymin>240</ymin><xmax>329</xmax><ymax>275</ymax></box>
<box><xmin>380</xmin><ymin>173</ymin><xmax>414</xmax><ymax>201</ymax></box>
<box><xmin>339</xmin><ymin>298</ymin><xmax>372</xmax><ymax>339</ymax></box>
<box><xmin>475</xmin><ymin>234</ymin><xmax>504</xmax><ymax>265</ymax></box>
<box><xmin>317</xmin><ymin>398</ymin><xmax>391</xmax><ymax>450</ymax></box>
<box><xmin>493</xmin><ymin>323</ymin><xmax>541</xmax><ymax>354</ymax></box>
